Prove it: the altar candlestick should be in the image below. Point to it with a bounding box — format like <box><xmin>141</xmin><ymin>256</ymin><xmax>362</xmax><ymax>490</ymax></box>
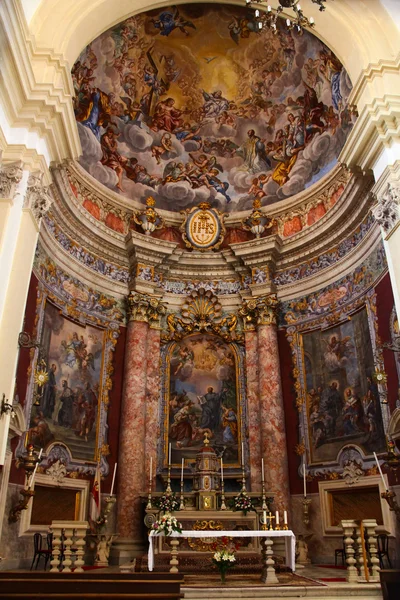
<box><xmin>181</xmin><ymin>458</ymin><xmax>184</xmax><ymax>483</ymax></box>
<box><xmin>149</xmin><ymin>457</ymin><xmax>152</xmax><ymax>481</ymax></box>
<box><xmin>24</xmin><ymin>432</ymin><xmax>28</xmax><ymax>448</ymax></box>
<box><xmin>373</xmin><ymin>451</ymin><xmax>387</xmax><ymax>490</ymax></box>
<box><xmin>261</xmin><ymin>458</ymin><xmax>264</xmax><ymax>482</ymax></box>
<box><xmin>275</xmin><ymin>510</ymin><xmax>280</xmax><ymax>526</ymax></box>
<box><xmin>242</xmin><ymin>442</ymin><xmax>244</xmax><ymax>466</ymax></box>
<box><xmin>303</xmin><ymin>461</ymin><xmax>307</xmax><ymax>498</ymax></box>
<box><xmin>110</xmin><ymin>462</ymin><xmax>117</xmax><ymax>496</ymax></box>
<box><xmin>220</xmin><ymin>457</ymin><xmax>224</xmax><ymax>482</ymax></box>
<box><xmin>168</xmin><ymin>443</ymin><xmax>171</xmax><ymax>465</ymax></box>
<box><xmin>284</xmin><ymin>510</ymin><xmax>288</xmax><ymax>525</ymax></box>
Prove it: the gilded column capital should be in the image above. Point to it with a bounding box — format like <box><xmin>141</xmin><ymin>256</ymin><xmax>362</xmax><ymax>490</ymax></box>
<box><xmin>371</xmin><ymin>183</ymin><xmax>400</xmax><ymax>235</ymax></box>
<box><xmin>239</xmin><ymin>294</ymin><xmax>279</xmax><ymax>330</ymax></box>
<box><xmin>126</xmin><ymin>292</ymin><xmax>166</xmax><ymax>328</ymax></box>
<box><xmin>0</xmin><ymin>161</ymin><xmax>24</xmax><ymax>199</ymax></box>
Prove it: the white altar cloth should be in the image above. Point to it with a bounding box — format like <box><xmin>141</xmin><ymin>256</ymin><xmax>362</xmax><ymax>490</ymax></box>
<box><xmin>148</xmin><ymin>529</ymin><xmax>296</xmax><ymax>572</ymax></box>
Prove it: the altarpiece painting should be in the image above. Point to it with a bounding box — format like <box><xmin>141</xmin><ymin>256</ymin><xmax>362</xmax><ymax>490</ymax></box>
<box><xmin>163</xmin><ymin>333</ymin><xmax>242</xmax><ymax>467</ymax></box>
<box><xmin>302</xmin><ymin>308</ymin><xmax>386</xmax><ymax>464</ymax></box>
<box><xmin>28</xmin><ymin>301</ymin><xmax>106</xmax><ymax>463</ymax></box>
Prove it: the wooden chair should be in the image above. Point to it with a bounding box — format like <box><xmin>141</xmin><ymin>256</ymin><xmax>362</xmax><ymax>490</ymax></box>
<box><xmin>377</xmin><ymin>534</ymin><xmax>392</xmax><ymax>569</ymax></box>
<box><xmin>334</xmin><ymin>537</ymin><xmax>346</xmax><ymax>566</ymax></box>
<box><xmin>30</xmin><ymin>533</ymin><xmax>53</xmax><ymax>570</ymax></box>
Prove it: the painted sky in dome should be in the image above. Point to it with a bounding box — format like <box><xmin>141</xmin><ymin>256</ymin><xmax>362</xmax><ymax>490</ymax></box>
<box><xmin>72</xmin><ymin>3</ymin><xmax>355</xmax><ymax>213</ymax></box>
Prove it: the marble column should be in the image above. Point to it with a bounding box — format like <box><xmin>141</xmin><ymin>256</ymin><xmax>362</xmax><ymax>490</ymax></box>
<box><xmin>144</xmin><ymin>326</ymin><xmax>162</xmax><ymax>490</ymax></box>
<box><xmin>115</xmin><ymin>293</ymin><xmax>165</xmax><ymax>562</ymax></box>
<box><xmin>244</xmin><ymin>329</ymin><xmax>262</xmax><ymax>491</ymax></box>
<box><xmin>245</xmin><ymin>295</ymin><xmax>290</xmax><ymax>512</ymax></box>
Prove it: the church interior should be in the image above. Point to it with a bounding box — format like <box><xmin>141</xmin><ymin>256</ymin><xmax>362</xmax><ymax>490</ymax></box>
<box><xmin>0</xmin><ymin>0</ymin><xmax>400</xmax><ymax>598</ymax></box>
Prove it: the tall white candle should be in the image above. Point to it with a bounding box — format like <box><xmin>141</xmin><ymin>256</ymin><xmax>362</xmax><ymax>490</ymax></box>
<box><xmin>220</xmin><ymin>457</ymin><xmax>224</xmax><ymax>482</ymax></box>
<box><xmin>283</xmin><ymin>510</ymin><xmax>288</xmax><ymax>525</ymax></box>
<box><xmin>261</xmin><ymin>458</ymin><xmax>264</xmax><ymax>482</ymax></box>
<box><xmin>181</xmin><ymin>458</ymin><xmax>184</xmax><ymax>483</ymax></box>
<box><xmin>303</xmin><ymin>460</ymin><xmax>307</xmax><ymax>498</ymax></box>
<box><xmin>149</xmin><ymin>456</ymin><xmax>152</xmax><ymax>481</ymax></box>
<box><xmin>263</xmin><ymin>510</ymin><xmax>267</xmax><ymax>526</ymax></box>
<box><xmin>30</xmin><ymin>448</ymin><xmax>43</xmax><ymax>488</ymax></box>
<box><xmin>373</xmin><ymin>451</ymin><xmax>387</xmax><ymax>489</ymax></box>
<box><xmin>168</xmin><ymin>443</ymin><xmax>171</xmax><ymax>465</ymax></box>
<box><xmin>275</xmin><ymin>510</ymin><xmax>280</xmax><ymax>526</ymax></box>
<box><xmin>110</xmin><ymin>462</ymin><xmax>117</xmax><ymax>496</ymax></box>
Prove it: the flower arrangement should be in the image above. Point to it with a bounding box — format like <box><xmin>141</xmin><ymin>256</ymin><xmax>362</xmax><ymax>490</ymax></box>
<box><xmin>230</xmin><ymin>491</ymin><xmax>255</xmax><ymax>515</ymax></box>
<box><xmin>211</xmin><ymin>537</ymin><xmax>239</xmax><ymax>583</ymax></box>
<box><xmin>156</xmin><ymin>492</ymin><xmax>180</xmax><ymax>513</ymax></box>
<box><xmin>151</xmin><ymin>512</ymin><xmax>182</xmax><ymax>536</ymax></box>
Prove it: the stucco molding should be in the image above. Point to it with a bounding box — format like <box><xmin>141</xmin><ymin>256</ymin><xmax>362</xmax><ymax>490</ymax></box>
<box><xmin>0</xmin><ymin>160</ymin><xmax>23</xmax><ymax>199</ymax></box>
<box><xmin>24</xmin><ymin>170</ymin><xmax>53</xmax><ymax>227</ymax></box>
<box><xmin>0</xmin><ymin>0</ymin><xmax>81</xmax><ymax>164</ymax></box>
<box><xmin>371</xmin><ymin>183</ymin><xmax>400</xmax><ymax>236</ymax></box>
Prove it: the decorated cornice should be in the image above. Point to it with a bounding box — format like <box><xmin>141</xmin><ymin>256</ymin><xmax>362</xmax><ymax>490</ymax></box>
<box><xmin>163</xmin><ymin>288</ymin><xmax>242</xmax><ymax>344</ymax></box>
<box><xmin>0</xmin><ymin>160</ymin><xmax>23</xmax><ymax>199</ymax></box>
<box><xmin>43</xmin><ymin>212</ymin><xmax>129</xmax><ymax>284</ymax></box>
<box><xmin>33</xmin><ymin>241</ymin><xmax>125</xmax><ymax>325</ymax></box>
<box><xmin>279</xmin><ymin>241</ymin><xmax>387</xmax><ymax>328</ymax></box>
<box><xmin>126</xmin><ymin>292</ymin><xmax>166</xmax><ymax>328</ymax></box>
<box><xmin>24</xmin><ymin>171</ymin><xmax>53</xmax><ymax>227</ymax></box>
<box><xmin>238</xmin><ymin>294</ymin><xmax>279</xmax><ymax>331</ymax></box>
<box><xmin>371</xmin><ymin>183</ymin><xmax>400</xmax><ymax>237</ymax></box>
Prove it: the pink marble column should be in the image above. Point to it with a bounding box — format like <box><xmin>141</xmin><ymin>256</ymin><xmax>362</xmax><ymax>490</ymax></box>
<box><xmin>244</xmin><ymin>330</ymin><xmax>262</xmax><ymax>491</ymax></box>
<box><xmin>257</xmin><ymin>322</ymin><xmax>290</xmax><ymax>512</ymax></box>
<box><xmin>117</xmin><ymin>318</ymin><xmax>149</xmax><ymax>543</ymax></box>
<box><xmin>144</xmin><ymin>327</ymin><xmax>161</xmax><ymax>489</ymax></box>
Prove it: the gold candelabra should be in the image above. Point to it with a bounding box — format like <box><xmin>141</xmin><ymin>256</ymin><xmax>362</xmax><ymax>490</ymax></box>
<box><xmin>179</xmin><ymin>480</ymin><xmax>185</xmax><ymax>511</ymax></box>
<box><xmin>9</xmin><ymin>443</ymin><xmax>42</xmax><ymax>523</ymax></box>
<box><xmin>302</xmin><ymin>496</ymin><xmax>312</xmax><ymax>526</ymax></box>
<box><xmin>9</xmin><ymin>488</ymin><xmax>35</xmax><ymax>523</ymax></box>
<box><xmin>220</xmin><ymin>480</ymin><xmax>227</xmax><ymax>510</ymax></box>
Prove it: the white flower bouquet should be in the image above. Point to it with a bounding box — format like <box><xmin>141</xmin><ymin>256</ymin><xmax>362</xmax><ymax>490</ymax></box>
<box><xmin>151</xmin><ymin>512</ymin><xmax>182</xmax><ymax>536</ymax></box>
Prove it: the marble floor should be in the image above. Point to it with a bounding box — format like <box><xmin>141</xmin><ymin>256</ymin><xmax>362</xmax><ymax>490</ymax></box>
<box><xmin>182</xmin><ymin>565</ymin><xmax>383</xmax><ymax>600</ymax></box>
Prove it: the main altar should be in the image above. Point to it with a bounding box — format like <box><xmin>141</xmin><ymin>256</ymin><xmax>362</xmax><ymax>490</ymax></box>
<box><xmin>140</xmin><ymin>433</ymin><xmax>293</xmax><ymax>578</ymax></box>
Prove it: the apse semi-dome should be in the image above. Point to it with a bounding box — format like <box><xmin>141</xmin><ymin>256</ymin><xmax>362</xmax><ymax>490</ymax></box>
<box><xmin>72</xmin><ymin>3</ymin><xmax>355</xmax><ymax>214</ymax></box>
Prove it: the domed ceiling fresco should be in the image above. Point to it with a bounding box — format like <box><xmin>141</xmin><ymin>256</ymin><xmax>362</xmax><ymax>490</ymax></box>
<box><xmin>72</xmin><ymin>3</ymin><xmax>355</xmax><ymax>213</ymax></box>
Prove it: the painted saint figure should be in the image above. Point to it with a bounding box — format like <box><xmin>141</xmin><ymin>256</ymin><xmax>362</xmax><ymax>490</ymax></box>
<box><xmin>199</xmin><ymin>386</ymin><xmax>227</xmax><ymax>432</ymax></box>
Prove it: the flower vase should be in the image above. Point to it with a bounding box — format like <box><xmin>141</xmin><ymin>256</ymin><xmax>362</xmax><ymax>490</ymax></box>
<box><xmin>220</xmin><ymin>569</ymin><xmax>226</xmax><ymax>584</ymax></box>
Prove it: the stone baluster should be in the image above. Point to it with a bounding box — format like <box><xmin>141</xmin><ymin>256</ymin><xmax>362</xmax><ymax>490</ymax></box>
<box><xmin>261</xmin><ymin>536</ymin><xmax>279</xmax><ymax>585</ymax></box>
<box><xmin>341</xmin><ymin>520</ymin><xmax>358</xmax><ymax>583</ymax></box>
<box><xmin>363</xmin><ymin>519</ymin><xmax>380</xmax><ymax>582</ymax></box>
<box><xmin>72</xmin><ymin>522</ymin><xmax>89</xmax><ymax>572</ymax></box>
<box><xmin>355</xmin><ymin>523</ymin><xmax>367</xmax><ymax>582</ymax></box>
<box><xmin>61</xmin><ymin>526</ymin><xmax>74</xmax><ymax>572</ymax></box>
<box><xmin>169</xmin><ymin>538</ymin><xmax>180</xmax><ymax>573</ymax></box>
<box><xmin>49</xmin><ymin>526</ymin><xmax>62</xmax><ymax>572</ymax></box>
